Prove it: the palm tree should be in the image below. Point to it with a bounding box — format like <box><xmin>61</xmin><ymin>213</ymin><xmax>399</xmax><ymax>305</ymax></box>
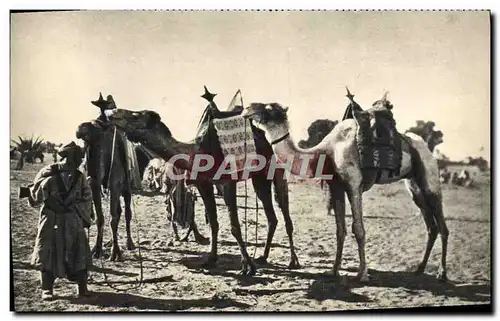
<box><xmin>11</xmin><ymin>135</ymin><xmax>44</xmax><ymax>167</ymax></box>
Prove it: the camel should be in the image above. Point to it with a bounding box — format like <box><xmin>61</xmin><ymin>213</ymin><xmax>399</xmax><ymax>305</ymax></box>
<box><xmin>240</xmin><ymin>91</ymin><xmax>449</xmax><ymax>282</ymax></box>
<box><xmin>104</xmin><ymin>92</ymin><xmax>300</xmax><ymax>275</ymax></box>
<box><xmin>75</xmin><ymin>94</ymin><xmax>151</xmax><ymax>261</ymax></box>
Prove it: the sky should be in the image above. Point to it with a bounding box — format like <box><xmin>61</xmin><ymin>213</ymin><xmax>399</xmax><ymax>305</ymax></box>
<box><xmin>10</xmin><ymin>10</ymin><xmax>490</xmax><ymax>161</ymax></box>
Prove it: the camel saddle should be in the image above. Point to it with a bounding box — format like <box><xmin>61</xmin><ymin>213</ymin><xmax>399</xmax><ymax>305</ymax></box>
<box><xmin>185</xmin><ymin>101</ymin><xmax>272</xmax><ymax>183</ymax></box>
<box><xmin>342</xmin><ymin>99</ymin><xmax>403</xmax><ymax>182</ymax></box>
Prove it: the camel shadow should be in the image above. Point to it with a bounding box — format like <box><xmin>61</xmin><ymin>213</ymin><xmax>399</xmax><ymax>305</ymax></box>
<box><xmin>89</xmin><ymin>274</ymin><xmax>174</xmax><ymax>286</ymax></box>
<box><xmin>132</xmin><ymin>190</ymin><xmax>166</xmax><ymax>197</ymax></box>
<box><xmin>218</xmin><ymin>240</ymin><xmax>289</xmax><ymax>249</ymax></box>
<box><xmin>265</xmin><ymin>266</ymin><xmax>490</xmax><ymax>303</ymax></box>
<box><xmin>68</xmin><ymin>291</ymin><xmax>251</xmax><ymax>311</ymax></box>
<box><xmin>178</xmin><ymin>253</ymin><xmax>277</xmax><ymax>286</ymax></box>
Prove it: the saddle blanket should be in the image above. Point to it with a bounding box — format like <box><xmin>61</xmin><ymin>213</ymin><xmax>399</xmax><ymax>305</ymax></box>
<box><xmin>212</xmin><ymin>115</ymin><xmax>259</xmax><ymax>173</ymax></box>
<box><xmin>123</xmin><ymin>138</ymin><xmax>142</xmax><ymax>191</ymax></box>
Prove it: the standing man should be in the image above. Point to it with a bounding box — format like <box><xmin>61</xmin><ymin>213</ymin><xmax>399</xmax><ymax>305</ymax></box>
<box><xmin>22</xmin><ymin>141</ymin><xmax>93</xmax><ymax>300</ymax></box>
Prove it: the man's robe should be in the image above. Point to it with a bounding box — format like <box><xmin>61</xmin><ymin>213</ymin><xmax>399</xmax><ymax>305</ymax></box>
<box><xmin>28</xmin><ymin>163</ymin><xmax>92</xmax><ymax>280</ymax></box>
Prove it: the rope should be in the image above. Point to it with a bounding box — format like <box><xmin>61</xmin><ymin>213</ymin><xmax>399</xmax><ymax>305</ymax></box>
<box><xmin>253</xmin><ymin>187</ymin><xmax>259</xmax><ymax>258</ymax></box>
<box><xmin>240</xmin><ymin>91</ymin><xmax>258</xmax><ymax>259</ymax></box>
<box><xmin>243</xmin><ymin>99</ymin><xmax>248</xmax><ymax>251</ymax></box>
<box><xmin>93</xmin><ymin>126</ymin><xmax>144</xmax><ymax>291</ymax></box>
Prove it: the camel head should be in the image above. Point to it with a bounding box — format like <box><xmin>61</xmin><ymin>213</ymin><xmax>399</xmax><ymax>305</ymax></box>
<box><xmin>104</xmin><ymin>108</ymin><xmax>171</xmax><ymax>144</ymax></box>
<box><xmin>242</xmin><ymin>103</ymin><xmax>290</xmax><ymax>142</ymax></box>
<box><xmin>76</xmin><ymin>122</ymin><xmax>101</xmax><ymax>144</ymax></box>
<box><xmin>242</xmin><ymin>103</ymin><xmax>289</xmax><ymax>126</ymax></box>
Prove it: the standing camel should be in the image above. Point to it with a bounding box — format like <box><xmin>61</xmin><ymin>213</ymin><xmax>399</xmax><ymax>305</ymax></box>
<box><xmin>240</xmin><ymin>92</ymin><xmax>449</xmax><ymax>282</ymax></box>
<box><xmin>75</xmin><ymin>94</ymin><xmax>150</xmax><ymax>261</ymax></box>
<box><xmin>104</xmin><ymin>103</ymin><xmax>300</xmax><ymax>275</ymax></box>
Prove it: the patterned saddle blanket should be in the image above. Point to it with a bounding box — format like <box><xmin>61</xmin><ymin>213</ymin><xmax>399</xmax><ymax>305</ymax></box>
<box><xmin>211</xmin><ymin>115</ymin><xmax>258</xmax><ymax>173</ymax></box>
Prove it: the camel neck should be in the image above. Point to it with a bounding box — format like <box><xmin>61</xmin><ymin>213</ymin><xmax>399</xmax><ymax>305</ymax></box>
<box><xmin>140</xmin><ymin>126</ymin><xmax>197</xmax><ymax>171</ymax></box>
<box><xmin>271</xmin><ymin>134</ymin><xmax>330</xmax><ymax>178</ymax></box>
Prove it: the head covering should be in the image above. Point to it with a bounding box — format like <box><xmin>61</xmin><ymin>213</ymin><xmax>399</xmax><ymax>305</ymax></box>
<box><xmin>58</xmin><ymin>141</ymin><xmax>83</xmax><ymax>160</ymax></box>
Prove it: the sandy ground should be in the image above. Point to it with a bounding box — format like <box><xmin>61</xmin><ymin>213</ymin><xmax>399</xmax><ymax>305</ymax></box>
<box><xmin>11</xmin><ymin>156</ymin><xmax>491</xmax><ymax>311</ymax></box>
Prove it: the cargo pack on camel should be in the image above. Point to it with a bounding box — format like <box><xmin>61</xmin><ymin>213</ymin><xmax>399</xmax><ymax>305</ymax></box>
<box><xmin>342</xmin><ymin>89</ymin><xmax>403</xmax><ymax>187</ymax></box>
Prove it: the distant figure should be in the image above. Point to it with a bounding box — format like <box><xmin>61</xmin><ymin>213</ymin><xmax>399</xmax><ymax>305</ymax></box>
<box><xmin>24</xmin><ymin>141</ymin><xmax>93</xmax><ymax>300</ymax></box>
<box><xmin>15</xmin><ymin>151</ymin><xmax>26</xmax><ymax>170</ymax></box>
<box><xmin>457</xmin><ymin>169</ymin><xmax>474</xmax><ymax>188</ymax></box>
<box><xmin>439</xmin><ymin>168</ymin><xmax>451</xmax><ymax>184</ymax></box>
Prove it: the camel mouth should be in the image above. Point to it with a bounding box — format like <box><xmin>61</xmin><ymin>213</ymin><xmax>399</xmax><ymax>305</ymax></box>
<box><xmin>241</xmin><ymin>109</ymin><xmax>255</xmax><ymax>119</ymax></box>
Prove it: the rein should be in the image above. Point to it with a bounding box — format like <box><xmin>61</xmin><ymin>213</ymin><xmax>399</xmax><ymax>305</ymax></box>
<box><xmin>241</xmin><ymin>95</ymin><xmax>259</xmax><ymax>259</ymax></box>
<box><xmin>94</xmin><ymin>125</ymin><xmax>145</xmax><ymax>292</ymax></box>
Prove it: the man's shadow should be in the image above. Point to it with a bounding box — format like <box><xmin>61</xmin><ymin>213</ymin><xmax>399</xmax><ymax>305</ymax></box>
<box><xmin>68</xmin><ymin>291</ymin><xmax>251</xmax><ymax>311</ymax></box>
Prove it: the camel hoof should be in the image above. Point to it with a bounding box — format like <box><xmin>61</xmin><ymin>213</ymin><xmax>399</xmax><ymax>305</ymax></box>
<box><xmin>195</xmin><ymin>236</ymin><xmax>210</xmax><ymax>246</ymax></box>
<box><xmin>239</xmin><ymin>259</ymin><xmax>257</xmax><ymax>276</ymax></box>
<box><xmin>288</xmin><ymin>259</ymin><xmax>301</xmax><ymax>270</ymax></box>
<box><xmin>91</xmin><ymin>246</ymin><xmax>103</xmax><ymax>259</ymax></box>
<box><xmin>109</xmin><ymin>247</ymin><xmax>123</xmax><ymax>262</ymax></box>
<box><xmin>413</xmin><ymin>263</ymin><xmax>426</xmax><ymax>275</ymax></box>
<box><xmin>356</xmin><ymin>273</ymin><xmax>370</xmax><ymax>283</ymax></box>
<box><xmin>255</xmin><ymin>256</ymin><xmax>268</xmax><ymax>265</ymax></box>
<box><xmin>126</xmin><ymin>239</ymin><xmax>136</xmax><ymax>251</ymax></box>
<box><xmin>437</xmin><ymin>270</ymin><xmax>448</xmax><ymax>283</ymax></box>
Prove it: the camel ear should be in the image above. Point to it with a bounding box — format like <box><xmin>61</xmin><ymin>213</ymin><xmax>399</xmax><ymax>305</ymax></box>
<box><xmin>381</xmin><ymin>91</ymin><xmax>389</xmax><ymax>101</ymax></box>
<box><xmin>283</xmin><ymin>106</ymin><xmax>289</xmax><ymax>113</ymax></box>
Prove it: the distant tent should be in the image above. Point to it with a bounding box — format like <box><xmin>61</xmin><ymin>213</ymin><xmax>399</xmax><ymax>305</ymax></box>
<box><xmin>226</xmin><ymin>89</ymin><xmax>244</xmax><ymax>112</ymax></box>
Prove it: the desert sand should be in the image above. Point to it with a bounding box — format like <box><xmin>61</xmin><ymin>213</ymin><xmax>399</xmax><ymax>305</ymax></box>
<box><xmin>11</xmin><ymin>156</ymin><xmax>491</xmax><ymax>311</ymax></box>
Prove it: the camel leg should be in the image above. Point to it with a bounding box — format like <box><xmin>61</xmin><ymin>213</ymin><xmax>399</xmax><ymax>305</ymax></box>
<box><xmin>223</xmin><ymin>182</ymin><xmax>256</xmax><ymax>276</ymax></box>
<box><xmin>429</xmin><ymin>192</ymin><xmax>449</xmax><ymax>282</ymax></box>
<box><xmin>123</xmin><ymin>189</ymin><xmax>135</xmax><ymax>251</ymax></box>
<box><xmin>273</xmin><ymin>175</ymin><xmax>301</xmax><ymax>269</ymax></box>
<box><xmin>421</xmin><ymin>186</ymin><xmax>448</xmax><ymax>282</ymax></box>
<box><xmin>250</xmin><ymin>176</ymin><xmax>277</xmax><ymax>266</ymax></box>
<box><xmin>90</xmin><ymin>178</ymin><xmax>105</xmax><ymax>258</ymax></box>
<box><xmin>196</xmin><ymin>181</ymin><xmax>219</xmax><ymax>268</ymax></box>
<box><xmin>109</xmin><ymin>188</ymin><xmax>123</xmax><ymax>262</ymax></box>
<box><xmin>330</xmin><ymin>182</ymin><xmax>347</xmax><ymax>277</ymax></box>
<box><xmin>346</xmin><ymin>182</ymin><xmax>369</xmax><ymax>282</ymax></box>
<box><xmin>191</xmin><ymin>220</ymin><xmax>210</xmax><ymax>245</ymax></box>
<box><xmin>405</xmin><ymin>179</ymin><xmax>438</xmax><ymax>276</ymax></box>
<box><xmin>407</xmin><ymin>171</ymin><xmax>449</xmax><ymax>281</ymax></box>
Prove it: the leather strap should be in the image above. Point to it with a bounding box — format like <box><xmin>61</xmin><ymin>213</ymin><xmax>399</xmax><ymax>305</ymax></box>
<box><xmin>271</xmin><ymin>133</ymin><xmax>290</xmax><ymax>145</ymax></box>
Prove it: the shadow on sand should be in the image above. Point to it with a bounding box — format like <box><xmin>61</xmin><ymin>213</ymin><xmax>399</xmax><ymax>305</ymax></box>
<box><xmin>177</xmin><ymin>253</ymin><xmax>278</xmax><ymax>286</ymax></box>
<box><xmin>262</xmin><ymin>265</ymin><xmax>490</xmax><ymax>303</ymax></box>
<box><xmin>68</xmin><ymin>291</ymin><xmax>251</xmax><ymax>311</ymax></box>
<box><xmin>12</xmin><ymin>261</ymin><xmax>140</xmax><ymax>279</ymax></box>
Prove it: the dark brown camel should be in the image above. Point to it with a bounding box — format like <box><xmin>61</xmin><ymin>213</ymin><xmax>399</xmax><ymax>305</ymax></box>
<box><xmin>104</xmin><ymin>90</ymin><xmax>299</xmax><ymax>275</ymax></box>
<box><xmin>75</xmin><ymin>93</ymin><xmax>150</xmax><ymax>261</ymax></box>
